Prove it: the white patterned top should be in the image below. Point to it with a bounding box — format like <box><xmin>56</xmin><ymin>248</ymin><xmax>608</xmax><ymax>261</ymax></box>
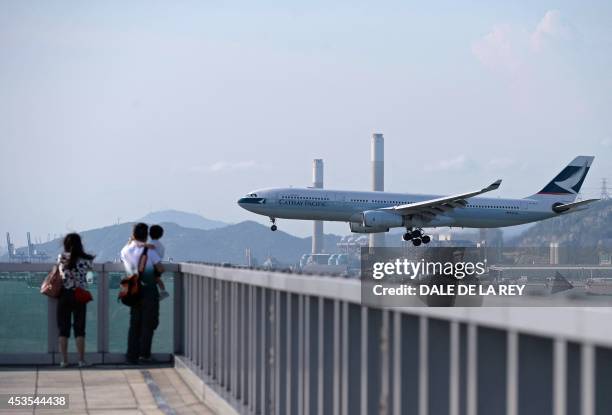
<box><xmin>57</xmin><ymin>253</ymin><xmax>92</xmax><ymax>289</ymax></box>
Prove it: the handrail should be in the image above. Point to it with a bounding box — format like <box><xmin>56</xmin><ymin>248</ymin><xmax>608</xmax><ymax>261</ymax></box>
<box><xmin>0</xmin><ymin>262</ymin><xmax>180</xmax><ymax>273</ymax></box>
<box><xmin>179</xmin><ymin>262</ymin><xmax>612</xmax><ymax>348</ymax></box>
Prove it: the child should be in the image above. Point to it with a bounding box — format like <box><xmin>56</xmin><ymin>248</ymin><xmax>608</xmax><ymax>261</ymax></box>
<box><xmin>149</xmin><ymin>224</ymin><xmax>169</xmax><ymax>300</ymax></box>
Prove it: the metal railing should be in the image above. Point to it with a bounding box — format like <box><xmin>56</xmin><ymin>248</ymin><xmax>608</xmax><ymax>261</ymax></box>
<box><xmin>177</xmin><ymin>263</ymin><xmax>612</xmax><ymax>415</ymax></box>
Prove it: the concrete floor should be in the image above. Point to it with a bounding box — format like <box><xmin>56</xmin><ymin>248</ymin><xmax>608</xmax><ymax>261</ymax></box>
<box><xmin>0</xmin><ymin>366</ymin><xmax>215</xmax><ymax>415</ymax></box>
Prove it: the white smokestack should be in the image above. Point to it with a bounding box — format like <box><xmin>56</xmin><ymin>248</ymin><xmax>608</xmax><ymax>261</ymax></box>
<box><xmin>312</xmin><ymin>159</ymin><xmax>324</xmax><ymax>253</ymax></box>
<box><xmin>370</xmin><ymin>133</ymin><xmax>385</xmax><ymax>248</ymax></box>
<box><xmin>371</xmin><ymin>133</ymin><xmax>384</xmax><ymax>191</ymax></box>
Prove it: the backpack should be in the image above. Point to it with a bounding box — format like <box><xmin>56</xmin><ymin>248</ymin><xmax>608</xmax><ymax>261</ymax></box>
<box><xmin>118</xmin><ymin>247</ymin><xmax>148</xmax><ymax>306</ymax></box>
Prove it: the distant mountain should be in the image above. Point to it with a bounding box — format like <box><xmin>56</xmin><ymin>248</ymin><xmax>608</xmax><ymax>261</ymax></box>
<box><xmin>511</xmin><ymin>199</ymin><xmax>612</xmax><ymax>247</ymax></box>
<box><xmin>1</xmin><ymin>221</ymin><xmax>343</xmax><ymax>265</ymax></box>
<box><xmin>139</xmin><ymin>210</ymin><xmax>228</xmax><ymax>230</ymax></box>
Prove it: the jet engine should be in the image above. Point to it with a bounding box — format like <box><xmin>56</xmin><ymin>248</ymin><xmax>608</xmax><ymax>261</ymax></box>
<box><xmin>551</xmin><ymin>202</ymin><xmax>567</xmax><ymax>213</ymax></box>
<box><xmin>362</xmin><ymin>210</ymin><xmax>404</xmax><ymax>228</ymax></box>
<box><xmin>349</xmin><ymin>222</ymin><xmax>389</xmax><ymax>233</ymax></box>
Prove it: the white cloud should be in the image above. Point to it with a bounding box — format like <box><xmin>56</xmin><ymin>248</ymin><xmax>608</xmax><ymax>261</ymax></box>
<box><xmin>531</xmin><ymin>10</ymin><xmax>575</xmax><ymax>52</ymax></box>
<box><xmin>485</xmin><ymin>157</ymin><xmax>517</xmax><ymax>170</ymax></box>
<box><xmin>472</xmin><ymin>24</ymin><xmax>528</xmax><ymax>76</ymax></box>
<box><xmin>472</xmin><ymin>10</ymin><xmax>576</xmax><ymax>76</ymax></box>
<box><xmin>602</xmin><ymin>138</ymin><xmax>612</xmax><ymax>148</ymax></box>
<box><xmin>188</xmin><ymin>160</ymin><xmax>261</xmax><ymax>173</ymax></box>
<box><xmin>208</xmin><ymin>160</ymin><xmax>258</xmax><ymax>172</ymax></box>
<box><xmin>425</xmin><ymin>155</ymin><xmax>468</xmax><ymax>172</ymax></box>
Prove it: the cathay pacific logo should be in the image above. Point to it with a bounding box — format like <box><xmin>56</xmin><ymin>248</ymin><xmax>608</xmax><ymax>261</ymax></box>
<box><xmin>538</xmin><ymin>162</ymin><xmax>590</xmax><ymax>195</ymax></box>
<box><xmin>553</xmin><ymin>162</ymin><xmax>588</xmax><ymax>194</ymax></box>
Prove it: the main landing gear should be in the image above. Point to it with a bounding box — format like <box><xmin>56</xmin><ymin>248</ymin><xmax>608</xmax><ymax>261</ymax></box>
<box><xmin>402</xmin><ymin>228</ymin><xmax>431</xmax><ymax>246</ymax></box>
<box><xmin>270</xmin><ymin>217</ymin><xmax>278</xmax><ymax>231</ymax></box>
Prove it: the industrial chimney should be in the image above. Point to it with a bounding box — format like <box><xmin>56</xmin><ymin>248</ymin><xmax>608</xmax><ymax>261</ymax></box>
<box><xmin>370</xmin><ymin>133</ymin><xmax>385</xmax><ymax>248</ymax></box>
<box><xmin>312</xmin><ymin>159</ymin><xmax>324</xmax><ymax>253</ymax></box>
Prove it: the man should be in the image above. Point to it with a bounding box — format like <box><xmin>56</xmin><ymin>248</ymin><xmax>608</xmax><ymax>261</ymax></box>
<box><xmin>120</xmin><ymin>223</ymin><xmax>164</xmax><ymax>364</ymax></box>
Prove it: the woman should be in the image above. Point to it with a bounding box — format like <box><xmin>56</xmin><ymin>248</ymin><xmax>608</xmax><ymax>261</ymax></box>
<box><xmin>57</xmin><ymin>233</ymin><xmax>94</xmax><ymax>368</ymax></box>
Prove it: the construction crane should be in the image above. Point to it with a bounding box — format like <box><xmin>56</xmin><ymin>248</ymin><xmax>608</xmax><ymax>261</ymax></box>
<box><xmin>6</xmin><ymin>232</ymin><xmax>14</xmax><ymax>261</ymax></box>
<box><xmin>27</xmin><ymin>232</ymin><xmax>34</xmax><ymax>259</ymax></box>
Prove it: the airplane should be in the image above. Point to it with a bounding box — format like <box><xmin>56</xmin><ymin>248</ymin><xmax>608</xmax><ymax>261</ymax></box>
<box><xmin>237</xmin><ymin>156</ymin><xmax>599</xmax><ymax>246</ymax></box>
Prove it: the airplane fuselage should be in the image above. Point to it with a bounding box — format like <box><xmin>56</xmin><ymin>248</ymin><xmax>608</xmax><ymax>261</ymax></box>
<box><xmin>238</xmin><ymin>187</ymin><xmax>558</xmax><ymax>229</ymax></box>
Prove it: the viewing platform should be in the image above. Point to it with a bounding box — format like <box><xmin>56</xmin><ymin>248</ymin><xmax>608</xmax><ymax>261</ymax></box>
<box><xmin>2</xmin><ymin>262</ymin><xmax>612</xmax><ymax>414</ymax></box>
<box><xmin>0</xmin><ymin>366</ymin><xmax>213</xmax><ymax>414</ymax></box>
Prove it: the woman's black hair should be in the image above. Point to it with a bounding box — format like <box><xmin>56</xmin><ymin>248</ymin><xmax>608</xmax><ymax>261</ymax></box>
<box><xmin>63</xmin><ymin>233</ymin><xmax>95</xmax><ymax>269</ymax></box>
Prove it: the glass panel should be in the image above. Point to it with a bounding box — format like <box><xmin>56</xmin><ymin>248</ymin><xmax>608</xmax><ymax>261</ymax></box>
<box><xmin>0</xmin><ymin>271</ymin><xmax>48</xmax><ymax>352</ymax></box>
<box><xmin>67</xmin><ymin>271</ymin><xmax>98</xmax><ymax>353</ymax></box>
<box><xmin>108</xmin><ymin>272</ymin><xmax>174</xmax><ymax>353</ymax></box>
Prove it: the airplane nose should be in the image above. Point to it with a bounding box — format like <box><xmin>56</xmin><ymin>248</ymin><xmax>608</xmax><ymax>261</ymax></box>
<box><xmin>237</xmin><ymin>197</ymin><xmax>266</xmax><ymax>207</ymax></box>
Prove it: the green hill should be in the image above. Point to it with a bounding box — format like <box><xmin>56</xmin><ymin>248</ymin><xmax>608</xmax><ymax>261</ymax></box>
<box><xmin>512</xmin><ymin>199</ymin><xmax>612</xmax><ymax>247</ymax></box>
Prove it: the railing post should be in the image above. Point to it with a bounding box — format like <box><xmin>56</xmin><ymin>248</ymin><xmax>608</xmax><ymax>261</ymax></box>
<box><xmin>98</xmin><ymin>267</ymin><xmax>109</xmax><ymax>360</ymax></box>
<box><xmin>47</xmin><ymin>297</ymin><xmax>58</xmax><ymax>357</ymax></box>
<box><xmin>286</xmin><ymin>292</ymin><xmax>293</xmax><ymax>415</ymax></box>
<box><xmin>419</xmin><ymin>316</ymin><xmax>428</xmax><ymax>415</ymax></box>
<box><xmin>449</xmin><ymin>321</ymin><xmax>460</xmax><ymax>415</ymax></box>
<box><xmin>392</xmin><ymin>311</ymin><xmax>402</xmax><ymax>415</ymax></box>
<box><xmin>467</xmin><ymin>323</ymin><xmax>478</xmax><ymax>415</ymax></box>
<box><xmin>184</xmin><ymin>274</ymin><xmax>191</xmax><ymax>361</ymax></box>
<box><xmin>198</xmin><ymin>276</ymin><xmax>205</xmax><ymax>376</ymax></box>
<box><xmin>298</xmin><ymin>295</ymin><xmax>304</xmax><ymax>415</ymax></box>
<box><xmin>361</xmin><ymin>307</ymin><xmax>369</xmax><ymax>415</ymax></box>
<box><xmin>317</xmin><ymin>297</ymin><xmax>324</xmax><ymax>415</ymax></box>
<box><xmin>203</xmin><ymin>277</ymin><xmax>210</xmax><ymax>376</ymax></box>
<box><xmin>238</xmin><ymin>283</ymin><xmax>245</xmax><ymax>402</ymax></box>
<box><xmin>507</xmin><ymin>330</ymin><xmax>518</xmax><ymax>415</ymax></box>
<box><xmin>553</xmin><ymin>338</ymin><xmax>567</xmax><ymax>415</ymax></box>
<box><xmin>380</xmin><ymin>310</ymin><xmax>390</xmax><ymax>415</ymax></box>
<box><xmin>581</xmin><ymin>343</ymin><xmax>595</xmax><ymax>415</ymax></box>
<box><xmin>249</xmin><ymin>284</ymin><xmax>255</xmax><ymax>414</ymax></box>
<box><xmin>334</xmin><ymin>300</ymin><xmax>341</xmax><ymax>415</ymax></box>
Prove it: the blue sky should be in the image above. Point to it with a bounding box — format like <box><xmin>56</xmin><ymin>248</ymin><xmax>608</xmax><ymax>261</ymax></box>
<box><xmin>1</xmin><ymin>1</ymin><xmax>611</xmax><ymax>244</ymax></box>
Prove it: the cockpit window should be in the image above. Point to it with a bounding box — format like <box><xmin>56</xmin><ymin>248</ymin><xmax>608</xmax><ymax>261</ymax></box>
<box><xmin>247</xmin><ymin>193</ymin><xmax>258</xmax><ymax>197</ymax></box>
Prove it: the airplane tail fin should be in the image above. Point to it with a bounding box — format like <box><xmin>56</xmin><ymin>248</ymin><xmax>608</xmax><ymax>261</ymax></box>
<box><xmin>527</xmin><ymin>156</ymin><xmax>594</xmax><ymax>202</ymax></box>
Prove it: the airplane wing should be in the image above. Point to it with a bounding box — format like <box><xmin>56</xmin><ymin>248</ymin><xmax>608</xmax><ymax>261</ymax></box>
<box><xmin>382</xmin><ymin>179</ymin><xmax>502</xmax><ymax>217</ymax></box>
<box><xmin>552</xmin><ymin>198</ymin><xmax>599</xmax><ymax>213</ymax></box>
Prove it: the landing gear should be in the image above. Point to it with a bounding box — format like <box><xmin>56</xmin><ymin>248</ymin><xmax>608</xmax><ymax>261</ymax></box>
<box><xmin>402</xmin><ymin>228</ymin><xmax>431</xmax><ymax>246</ymax></box>
<box><xmin>270</xmin><ymin>218</ymin><xmax>277</xmax><ymax>231</ymax></box>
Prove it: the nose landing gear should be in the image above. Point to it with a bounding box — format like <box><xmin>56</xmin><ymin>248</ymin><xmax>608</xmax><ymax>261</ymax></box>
<box><xmin>402</xmin><ymin>228</ymin><xmax>431</xmax><ymax>246</ymax></box>
<box><xmin>270</xmin><ymin>217</ymin><xmax>278</xmax><ymax>231</ymax></box>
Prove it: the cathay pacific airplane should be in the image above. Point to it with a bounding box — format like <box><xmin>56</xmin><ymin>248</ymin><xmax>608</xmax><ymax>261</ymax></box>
<box><xmin>238</xmin><ymin>156</ymin><xmax>599</xmax><ymax>246</ymax></box>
